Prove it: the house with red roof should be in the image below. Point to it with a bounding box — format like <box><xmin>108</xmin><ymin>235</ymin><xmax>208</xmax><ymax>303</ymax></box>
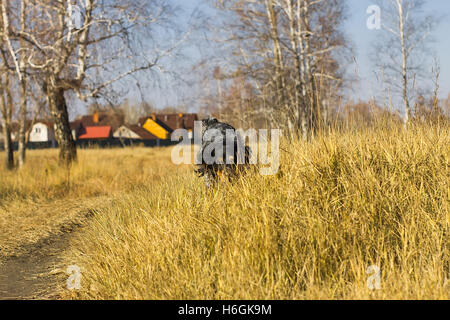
<box><xmin>71</xmin><ymin>111</ymin><xmax>123</xmax><ymax>140</ymax></box>
<box><xmin>77</xmin><ymin>126</ymin><xmax>112</xmax><ymax>140</ymax></box>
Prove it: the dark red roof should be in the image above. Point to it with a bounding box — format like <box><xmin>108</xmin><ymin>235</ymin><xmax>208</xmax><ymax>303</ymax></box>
<box><xmin>70</xmin><ymin>120</ymin><xmax>83</xmax><ymax>130</ymax></box>
<box><xmin>79</xmin><ymin>113</ymin><xmax>124</xmax><ymax>131</ymax></box>
<box><xmin>34</xmin><ymin>120</ymin><xmax>54</xmax><ymax>128</ymax></box>
<box><xmin>181</xmin><ymin>114</ymin><xmax>198</xmax><ymax>130</ymax></box>
<box><xmin>78</xmin><ymin>126</ymin><xmax>111</xmax><ymax>139</ymax></box>
<box><xmin>139</xmin><ymin>113</ymin><xmax>198</xmax><ymax>131</ymax></box>
<box><xmin>80</xmin><ymin>115</ymin><xmax>97</xmax><ymax>127</ymax></box>
<box><xmin>156</xmin><ymin>114</ymin><xmax>198</xmax><ymax>131</ymax></box>
<box><xmin>126</xmin><ymin>125</ymin><xmax>158</xmax><ymax>140</ymax></box>
<box><xmin>138</xmin><ymin>117</ymin><xmax>149</xmax><ymax>127</ymax></box>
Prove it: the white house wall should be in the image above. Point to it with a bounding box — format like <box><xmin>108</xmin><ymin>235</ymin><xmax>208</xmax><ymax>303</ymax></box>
<box><xmin>29</xmin><ymin>122</ymin><xmax>55</xmax><ymax>143</ymax></box>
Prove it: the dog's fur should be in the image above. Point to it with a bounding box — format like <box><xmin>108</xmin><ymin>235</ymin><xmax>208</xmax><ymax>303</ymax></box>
<box><xmin>195</xmin><ymin>117</ymin><xmax>251</xmax><ymax>187</ymax></box>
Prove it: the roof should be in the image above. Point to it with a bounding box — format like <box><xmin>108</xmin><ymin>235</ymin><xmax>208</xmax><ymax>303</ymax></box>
<box><xmin>179</xmin><ymin>114</ymin><xmax>198</xmax><ymax>130</ymax></box>
<box><xmin>126</xmin><ymin>125</ymin><xmax>158</xmax><ymax>140</ymax></box>
<box><xmin>115</xmin><ymin>125</ymin><xmax>158</xmax><ymax>140</ymax></box>
<box><xmin>139</xmin><ymin>113</ymin><xmax>198</xmax><ymax>131</ymax></box>
<box><xmin>33</xmin><ymin>120</ymin><xmax>55</xmax><ymax>129</ymax></box>
<box><xmin>78</xmin><ymin>126</ymin><xmax>111</xmax><ymax>139</ymax></box>
<box><xmin>156</xmin><ymin>113</ymin><xmax>198</xmax><ymax>131</ymax></box>
<box><xmin>78</xmin><ymin>113</ymin><xmax>124</xmax><ymax>131</ymax></box>
<box><xmin>138</xmin><ymin>116</ymin><xmax>148</xmax><ymax>127</ymax></box>
<box><xmin>80</xmin><ymin>115</ymin><xmax>98</xmax><ymax>127</ymax></box>
<box><xmin>70</xmin><ymin>119</ymin><xmax>83</xmax><ymax>130</ymax></box>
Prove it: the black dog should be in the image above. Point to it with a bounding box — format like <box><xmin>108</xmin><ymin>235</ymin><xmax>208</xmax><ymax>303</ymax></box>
<box><xmin>195</xmin><ymin>117</ymin><xmax>251</xmax><ymax>187</ymax></box>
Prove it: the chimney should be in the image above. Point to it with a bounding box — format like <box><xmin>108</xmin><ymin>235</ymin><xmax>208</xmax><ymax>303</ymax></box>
<box><xmin>93</xmin><ymin>111</ymin><xmax>99</xmax><ymax>124</ymax></box>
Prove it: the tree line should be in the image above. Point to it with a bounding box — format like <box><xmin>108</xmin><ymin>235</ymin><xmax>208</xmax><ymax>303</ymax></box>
<box><xmin>1</xmin><ymin>0</ymin><xmax>447</xmax><ymax>170</ymax></box>
<box><xmin>198</xmin><ymin>0</ymin><xmax>444</xmax><ymax>133</ymax></box>
<box><xmin>0</xmin><ymin>0</ymin><xmax>179</xmax><ymax>169</ymax></box>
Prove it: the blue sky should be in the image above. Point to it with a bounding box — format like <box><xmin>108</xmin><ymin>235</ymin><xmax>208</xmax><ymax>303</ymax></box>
<box><xmin>345</xmin><ymin>0</ymin><xmax>450</xmax><ymax>101</ymax></box>
<box><xmin>74</xmin><ymin>0</ymin><xmax>450</xmax><ymax>116</ymax></box>
<box><xmin>173</xmin><ymin>0</ymin><xmax>450</xmax><ymax>108</ymax></box>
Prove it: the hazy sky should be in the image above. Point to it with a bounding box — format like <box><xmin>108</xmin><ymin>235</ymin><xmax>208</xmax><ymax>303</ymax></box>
<box><xmin>173</xmin><ymin>0</ymin><xmax>450</xmax><ymax>107</ymax></box>
<box><xmin>74</xmin><ymin>0</ymin><xmax>450</xmax><ymax>117</ymax></box>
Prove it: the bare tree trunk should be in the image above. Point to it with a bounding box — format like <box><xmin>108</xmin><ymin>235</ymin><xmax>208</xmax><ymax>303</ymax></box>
<box><xmin>266</xmin><ymin>0</ymin><xmax>288</xmax><ymax>127</ymax></box>
<box><xmin>2</xmin><ymin>0</ymin><xmax>28</xmax><ymax>167</ymax></box>
<box><xmin>285</xmin><ymin>0</ymin><xmax>301</xmax><ymax>139</ymax></box>
<box><xmin>17</xmin><ymin>74</ymin><xmax>27</xmax><ymax>167</ymax></box>
<box><xmin>47</xmin><ymin>85</ymin><xmax>76</xmax><ymax>165</ymax></box>
<box><xmin>397</xmin><ymin>0</ymin><xmax>410</xmax><ymax>127</ymax></box>
<box><xmin>17</xmin><ymin>0</ymin><xmax>27</xmax><ymax>167</ymax></box>
<box><xmin>0</xmin><ymin>73</ymin><xmax>14</xmax><ymax>170</ymax></box>
<box><xmin>1</xmin><ymin>123</ymin><xmax>14</xmax><ymax>169</ymax></box>
<box><xmin>298</xmin><ymin>0</ymin><xmax>311</xmax><ymax>140</ymax></box>
<box><xmin>303</xmin><ymin>0</ymin><xmax>317</xmax><ymax>136</ymax></box>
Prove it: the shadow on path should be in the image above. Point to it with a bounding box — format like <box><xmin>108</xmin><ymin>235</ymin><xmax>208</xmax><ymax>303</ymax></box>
<box><xmin>0</xmin><ymin>223</ymin><xmax>81</xmax><ymax>300</ymax></box>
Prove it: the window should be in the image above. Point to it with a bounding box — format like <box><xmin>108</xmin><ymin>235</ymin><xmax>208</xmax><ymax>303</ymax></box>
<box><xmin>35</xmin><ymin>128</ymin><xmax>41</xmax><ymax>133</ymax></box>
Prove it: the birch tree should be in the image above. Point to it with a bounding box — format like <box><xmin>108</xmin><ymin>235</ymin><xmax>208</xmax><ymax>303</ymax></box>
<box><xmin>0</xmin><ymin>1</ymin><xmax>16</xmax><ymax>169</ymax></box>
<box><xmin>374</xmin><ymin>0</ymin><xmax>436</xmax><ymax>126</ymax></box>
<box><xmin>214</xmin><ymin>0</ymin><xmax>347</xmax><ymax>139</ymax></box>
<box><xmin>8</xmin><ymin>0</ymin><xmax>180</xmax><ymax>165</ymax></box>
<box><xmin>1</xmin><ymin>0</ymin><xmax>30</xmax><ymax>167</ymax></box>
<box><xmin>0</xmin><ymin>51</ymin><xmax>14</xmax><ymax>170</ymax></box>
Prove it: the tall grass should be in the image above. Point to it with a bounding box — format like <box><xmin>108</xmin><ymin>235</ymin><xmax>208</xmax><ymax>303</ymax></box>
<box><xmin>62</xmin><ymin>123</ymin><xmax>449</xmax><ymax>299</ymax></box>
<box><xmin>0</xmin><ymin>146</ymin><xmax>184</xmax><ymax>258</ymax></box>
<box><xmin>0</xmin><ymin>147</ymin><xmax>181</xmax><ymax>203</ymax></box>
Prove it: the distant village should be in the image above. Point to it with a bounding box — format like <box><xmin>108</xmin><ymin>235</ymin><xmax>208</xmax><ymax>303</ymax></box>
<box><xmin>0</xmin><ymin>112</ymin><xmax>198</xmax><ymax>150</ymax></box>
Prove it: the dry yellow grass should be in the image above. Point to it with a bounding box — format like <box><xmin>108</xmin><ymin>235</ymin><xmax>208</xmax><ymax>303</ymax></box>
<box><xmin>0</xmin><ymin>146</ymin><xmax>183</xmax><ymax>259</ymax></box>
<box><xmin>50</xmin><ymin>123</ymin><xmax>449</xmax><ymax>300</ymax></box>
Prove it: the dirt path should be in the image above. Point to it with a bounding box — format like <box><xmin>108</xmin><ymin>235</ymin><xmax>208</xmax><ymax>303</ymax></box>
<box><xmin>0</xmin><ymin>197</ymin><xmax>110</xmax><ymax>300</ymax></box>
<box><xmin>0</xmin><ymin>227</ymin><xmax>75</xmax><ymax>300</ymax></box>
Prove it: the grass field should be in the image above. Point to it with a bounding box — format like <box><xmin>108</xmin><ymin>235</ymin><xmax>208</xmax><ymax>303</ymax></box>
<box><xmin>1</xmin><ymin>123</ymin><xmax>449</xmax><ymax>299</ymax></box>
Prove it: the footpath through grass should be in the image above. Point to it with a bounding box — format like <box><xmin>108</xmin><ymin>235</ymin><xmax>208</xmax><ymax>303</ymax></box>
<box><xmin>0</xmin><ymin>147</ymin><xmax>182</xmax><ymax>259</ymax></box>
